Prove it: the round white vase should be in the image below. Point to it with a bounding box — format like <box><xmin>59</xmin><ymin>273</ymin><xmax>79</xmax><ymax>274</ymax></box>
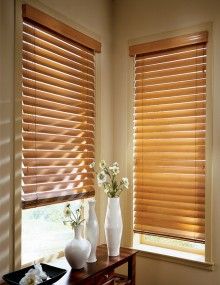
<box><xmin>104</xmin><ymin>197</ymin><xmax>123</xmax><ymax>256</ymax></box>
<box><xmin>85</xmin><ymin>200</ymin><xmax>99</xmax><ymax>262</ymax></box>
<box><xmin>65</xmin><ymin>224</ymin><xmax>91</xmax><ymax>269</ymax></box>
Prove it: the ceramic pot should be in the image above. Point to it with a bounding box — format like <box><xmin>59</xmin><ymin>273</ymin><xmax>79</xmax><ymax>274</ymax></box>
<box><xmin>65</xmin><ymin>224</ymin><xmax>91</xmax><ymax>269</ymax></box>
<box><xmin>104</xmin><ymin>197</ymin><xmax>123</xmax><ymax>256</ymax></box>
<box><xmin>85</xmin><ymin>200</ymin><xmax>99</xmax><ymax>262</ymax></box>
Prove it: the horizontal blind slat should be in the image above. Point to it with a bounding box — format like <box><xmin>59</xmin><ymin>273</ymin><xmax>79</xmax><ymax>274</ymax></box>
<box><xmin>135</xmin><ymin>100</ymin><xmax>205</xmax><ymax>113</ymax></box>
<box><xmin>134</xmin><ymin>219</ymin><xmax>204</xmax><ymax>234</ymax></box>
<box><xmin>23</xmin><ymin>50</ymin><xmax>95</xmax><ymax>84</ymax></box>
<box><xmin>135</xmin><ymin>86</ymin><xmax>206</xmax><ymax>101</ymax></box>
<box><xmin>133</xmin><ymin>226</ymin><xmax>205</xmax><ymax>242</ymax></box>
<box><xmin>22</xmin><ymin>126</ymin><xmax>94</xmax><ymax>139</ymax></box>
<box><xmin>23</xmin><ymin>114</ymin><xmax>94</xmax><ymax>131</ymax></box>
<box><xmin>23</xmin><ymin>59</ymin><xmax>94</xmax><ymax>90</ymax></box>
<box><xmin>23</xmin><ymin>80</ymin><xmax>94</xmax><ymax>103</ymax></box>
<box><xmin>135</xmin><ymin>45</ymin><xmax>206</xmax><ymax>66</ymax></box>
<box><xmin>135</xmin><ymin>166</ymin><xmax>205</xmax><ymax>175</ymax></box>
<box><xmin>134</xmin><ymin>185</ymin><xmax>205</xmax><ymax>197</ymax></box>
<box><xmin>22</xmin><ymin>165</ymin><xmax>93</xmax><ymax>176</ymax></box>
<box><xmin>22</xmin><ymin>181</ymin><xmax>95</xmax><ymax>193</ymax></box>
<box><xmin>135</xmin><ymin>56</ymin><xmax>206</xmax><ymax>74</ymax></box>
<box><xmin>135</xmin><ymin>72</ymin><xmax>205</xmax><ymax>88</ymax></box>
<box><xmin>135</xmin><ymin>94</ymin><xmax>206</xmax><ymax>107</ymax></box>
<box><xmin>134</xmin><ymin>197</ymin><xmax>205</xmax><ymax>211</ymax></box>
<box><xmin>135</xmin><ymin>123</ymin><xmax>205</xmax><ymax>133</ymax></box>
<box><xmin>23</xmin><ymin>69</ymin><xmax>94</xmax><ymax>97</ymax></box>
<box><xmin>23</xmin><ymin>87</ymin><xmax>95</xmax><ymax>108</ymax></box>
<box><xmin>135</xmin><ymin>79</ymin><xmax>206</xmax><ymax>94</ymax></box>
<box><xmin>135</xmin><ymin>108</ymin><xmax>206</xmax><ymax>120</ymax></box>
<box><xmin>134</xmin><ymin>205</ymin><xmax>204</xmax><ymax>219</ymax></box>
<box><xmin>23</xmin><ymin>140</ymin><xmax>94</xmax><ymax>151</ymax></box>
<box><xmin>23</xmin><ymin>172</ymin><xmax>94</xmax><ymax>184</ymax></box>
<box><xmin>134</xmin><ymin>212</ymin><xmax>205</xmax><ymax>227</ymax></box>
<box><xmin>23</xmin><ymin>105</ymin><xmax>94</xmax><ymax>124</ymax></box>
<box><xmin>135</xmin><ymin>160</ymin><xmax>205</xmax><ymax>169</ymax></box>
<box><xmin>22</xmin><ymin>157</ymin><xmax>94</xmax><ymax>167</ymax></box>
<box><xmin>22</xmin><ymin>95</ymin><xmax>95</xmax><ymax>117</ymax></box>
<box><xmin>135</xmin><ymin>64</ymin><xmax>206</xmax><ymax>80</ymax></box>
<box><xmin>22</xmin><ymin>132</ymin><xmax>94</xmax><ymax>145</ymax></box>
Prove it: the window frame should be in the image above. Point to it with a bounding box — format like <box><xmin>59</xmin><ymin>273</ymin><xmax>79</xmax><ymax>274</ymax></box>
<box><xmin>126</xmin><ymin>23</ymin><xmax>213</xmax><ymax>268</ymax></box>
<box><xmin>14</xmin><ymin>0</ymin><xmax>102</xmax><ymax>269</ymax></box>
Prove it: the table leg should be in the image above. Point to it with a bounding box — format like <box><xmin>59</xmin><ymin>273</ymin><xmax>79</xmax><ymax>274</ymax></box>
<box><xmin>128</xmin><ymin>255</ymin><xmax>136</xmax><ymax>285</ymax></box>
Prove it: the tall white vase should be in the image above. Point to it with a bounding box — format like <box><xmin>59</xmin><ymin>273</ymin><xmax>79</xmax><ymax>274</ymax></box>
<box><xmin>65</xmin><ymin>224</ymin><xmax>91</xmax><ymax>269</ymax></box>
<box><xmin>85</xmin><ymin>200</ymin><xmax>99</xmax><ymax>262</ymax></box>
<box><xmin>104</xmin><ymin>197</ymin><xmax>123</xmax><ymax>256</ymax></box>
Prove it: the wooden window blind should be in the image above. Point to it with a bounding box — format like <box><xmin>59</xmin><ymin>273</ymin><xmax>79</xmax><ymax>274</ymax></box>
<box><xmin>130</xmin><ymin>31</ymin><xmax>208</xmax><ymax>242</ymax></box>
<box><xmin>22</xmin><ymin>5</ymin><xmax>101</xmax><ymax>208</ymax></box>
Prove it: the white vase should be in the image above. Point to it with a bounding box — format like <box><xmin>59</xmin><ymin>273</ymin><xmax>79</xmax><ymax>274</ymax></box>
<box><xmin>65</xmin><ymin>224</ymin><xmax>91</xmax><ymax>269</ymax></box>
<box><xmin>104</xmin><ymin>197</ymin><xmax>123</xmax><ymax>256</ymax></box>
<box><xmin>85</xmin><ymin>200</ymin><xmax>99</xmax><ymax>262</ymax></box>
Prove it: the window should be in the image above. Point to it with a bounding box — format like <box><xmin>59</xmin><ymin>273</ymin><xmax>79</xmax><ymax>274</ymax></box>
<box><xmin>21</xmin><ymin>4</ymin><xmax>101</xmax><ymax>262</ymax></box>
<box><xmin>22</xmin><ymin>200</ymin><xmax>80</xmax><ymax>264</ymax></box>
<box><xmin>130</xmin><ymin>32</ymin><xmax>208</xmax><ymax>252</ymax></box>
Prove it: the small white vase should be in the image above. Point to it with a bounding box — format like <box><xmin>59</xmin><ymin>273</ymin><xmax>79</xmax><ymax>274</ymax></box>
<box><xmin>104</xmin><ymin>197</ymin><xmax>123</xmax><ymax>256</ymax></box>
<box><xmin>65</xmin><ymin>224</ymin><xmax>91</xmax><ymax>269</ymax></box>
<box><xmin>85</xmin><ymin>200</ymin><xmax>99</xmax><ymax>262</ymax></box>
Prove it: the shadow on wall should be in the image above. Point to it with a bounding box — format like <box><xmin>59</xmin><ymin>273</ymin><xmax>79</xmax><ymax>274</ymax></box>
<box><xmin>0</xmin><ymin>0</ymin><xmax>15</xmax><ymax>278</ymax></box>
<box><xmin>0</xmin><ymin>108</ymin><xmax>13</xmax><ymax>277</ymax></box>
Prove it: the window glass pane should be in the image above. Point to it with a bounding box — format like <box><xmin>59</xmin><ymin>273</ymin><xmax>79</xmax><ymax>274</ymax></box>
<box><xmin>142</xmin><ymin>234</ymin><xmax>205</xmax><ymax>254</ymax></box>
<box><xmin>22</xmin><ymin>200</ymin><xmax>80</xmax><ymax>265</ymax></box>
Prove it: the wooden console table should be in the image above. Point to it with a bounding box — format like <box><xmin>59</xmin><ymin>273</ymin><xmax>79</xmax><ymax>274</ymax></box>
<box><xmin>53</xmin><ymin>244</ymin><xmax>138</xmax><ymax>285</ymax></box>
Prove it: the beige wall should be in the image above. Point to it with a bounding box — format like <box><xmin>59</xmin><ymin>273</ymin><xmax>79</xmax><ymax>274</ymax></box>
<box><xmin>0</xmin><ymin>0</ymin><xmax>15</xmax><ymax>278</ymax></box>
<box><xmin>0</xmin><ymin>0</ymin><xmax>113</xmax><ymax>279</ymax></box>
<box><xmin>112</xmin><ymin>0</ymin><xmax>220</xmax><ymax>284</ymax></box>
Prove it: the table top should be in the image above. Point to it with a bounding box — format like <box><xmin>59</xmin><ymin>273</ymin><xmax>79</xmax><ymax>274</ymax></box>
<box><xmin>52</xmin><ymin>244</ymin><xmax>138</xmax><ymax>285</ymax></box>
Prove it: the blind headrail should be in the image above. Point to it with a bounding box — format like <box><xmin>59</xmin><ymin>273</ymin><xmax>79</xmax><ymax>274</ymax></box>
<box><xmin>22</xmin><ymin>4</ymin><xmax>101</xmax><ymax>53</ymax></box>
<box><xmin>129</xmin><ymin>31</ymin><xmax>208</xmax><ymax>56</ymax></box>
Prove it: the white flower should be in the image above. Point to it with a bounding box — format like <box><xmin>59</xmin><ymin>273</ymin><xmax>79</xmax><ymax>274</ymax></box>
<box><xmin>34</xmin><ymin>264</ymin><xmax>47</xmax><ymax>281</ymax></box>
<box><xmin>122</xmin><ymin>177</ymin><xmax>129</xmax><ymax>189</ymax></box>
<box><xmin>19</xmin><ymin>269</ymin><xmax>42</xmax><ymax>285</ymax></box>
<box><xmin>99</xmin><ymin>160</ymin><xmax>106</xmax><ymax>169</ymax></box>
<box><xmin>97</xmin><ymin>171</ymin><xmax>107</xmax><ymax>185</ymax></box>
<box><xmin>89</xmin><ymin>161</ymin><xmax>95</xmax><ymax>168</ymax></box>
<box><xmin>113</xmin><ymin>162</ymin><xmax>119</xmax><ymax>167</ymax></box>
<box><xmin>109</xmin><ymin>165</ymin><xmax>120</xmax><ymax>175</ymax></box>
<box><xmin>63</xmin><ymin>204</ymin><xmax>71</xmax><ymax>217</ymax></box>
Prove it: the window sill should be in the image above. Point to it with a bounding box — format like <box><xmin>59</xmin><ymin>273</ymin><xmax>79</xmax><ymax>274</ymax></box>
<box><xmin>133</xmin><ymin>243</ymin><xmax>214</xmax><ymax>271</ymax></box>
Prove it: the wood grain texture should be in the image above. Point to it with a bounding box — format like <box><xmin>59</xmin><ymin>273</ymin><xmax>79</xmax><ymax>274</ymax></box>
<box><xmin>129</xmin><ymin>31</ymin><xmax>208</xmax><ymax>56</ymax></box>
<box><xmin>22</xmin><ymin>17</ymin><xmax>97</xmax><ymax>208</ymax></box>
<box><xmin>133</xmin><ymin>38</ymin><xmax>207</xmax><ymax>242</ymax></box>
<box><xmin>51</xmin><ymin>245</ymin><xmax>138</xmax><ymax>285</ymax></box>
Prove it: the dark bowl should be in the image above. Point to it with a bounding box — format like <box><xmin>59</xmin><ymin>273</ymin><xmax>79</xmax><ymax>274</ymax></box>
<box><xmin>2</xmin><ymin>263</ymin><xmax>67</xmax><ymax>285</ymax></box>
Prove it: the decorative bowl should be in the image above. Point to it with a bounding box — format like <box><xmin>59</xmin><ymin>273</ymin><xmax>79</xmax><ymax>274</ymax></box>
<box><xmin>2</xmin><ymin>263</ymin><xmax>67</xmax><ymax>285</ymax></box>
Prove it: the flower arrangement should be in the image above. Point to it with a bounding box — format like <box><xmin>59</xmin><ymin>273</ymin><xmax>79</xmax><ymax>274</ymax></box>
<box><xmin>19</xmin><ymin>264</ymin><xmax>47</xmax><ymax>285</ymax></box>
<box><xmin>89</xmin><ymin>160</ymin><xmax>129</xmax><ymax>198</ymax></box>
<box><xmin>63</xmin><ymin>204</ymin><xmax>84</xmax><ymax>228</ymax></box>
